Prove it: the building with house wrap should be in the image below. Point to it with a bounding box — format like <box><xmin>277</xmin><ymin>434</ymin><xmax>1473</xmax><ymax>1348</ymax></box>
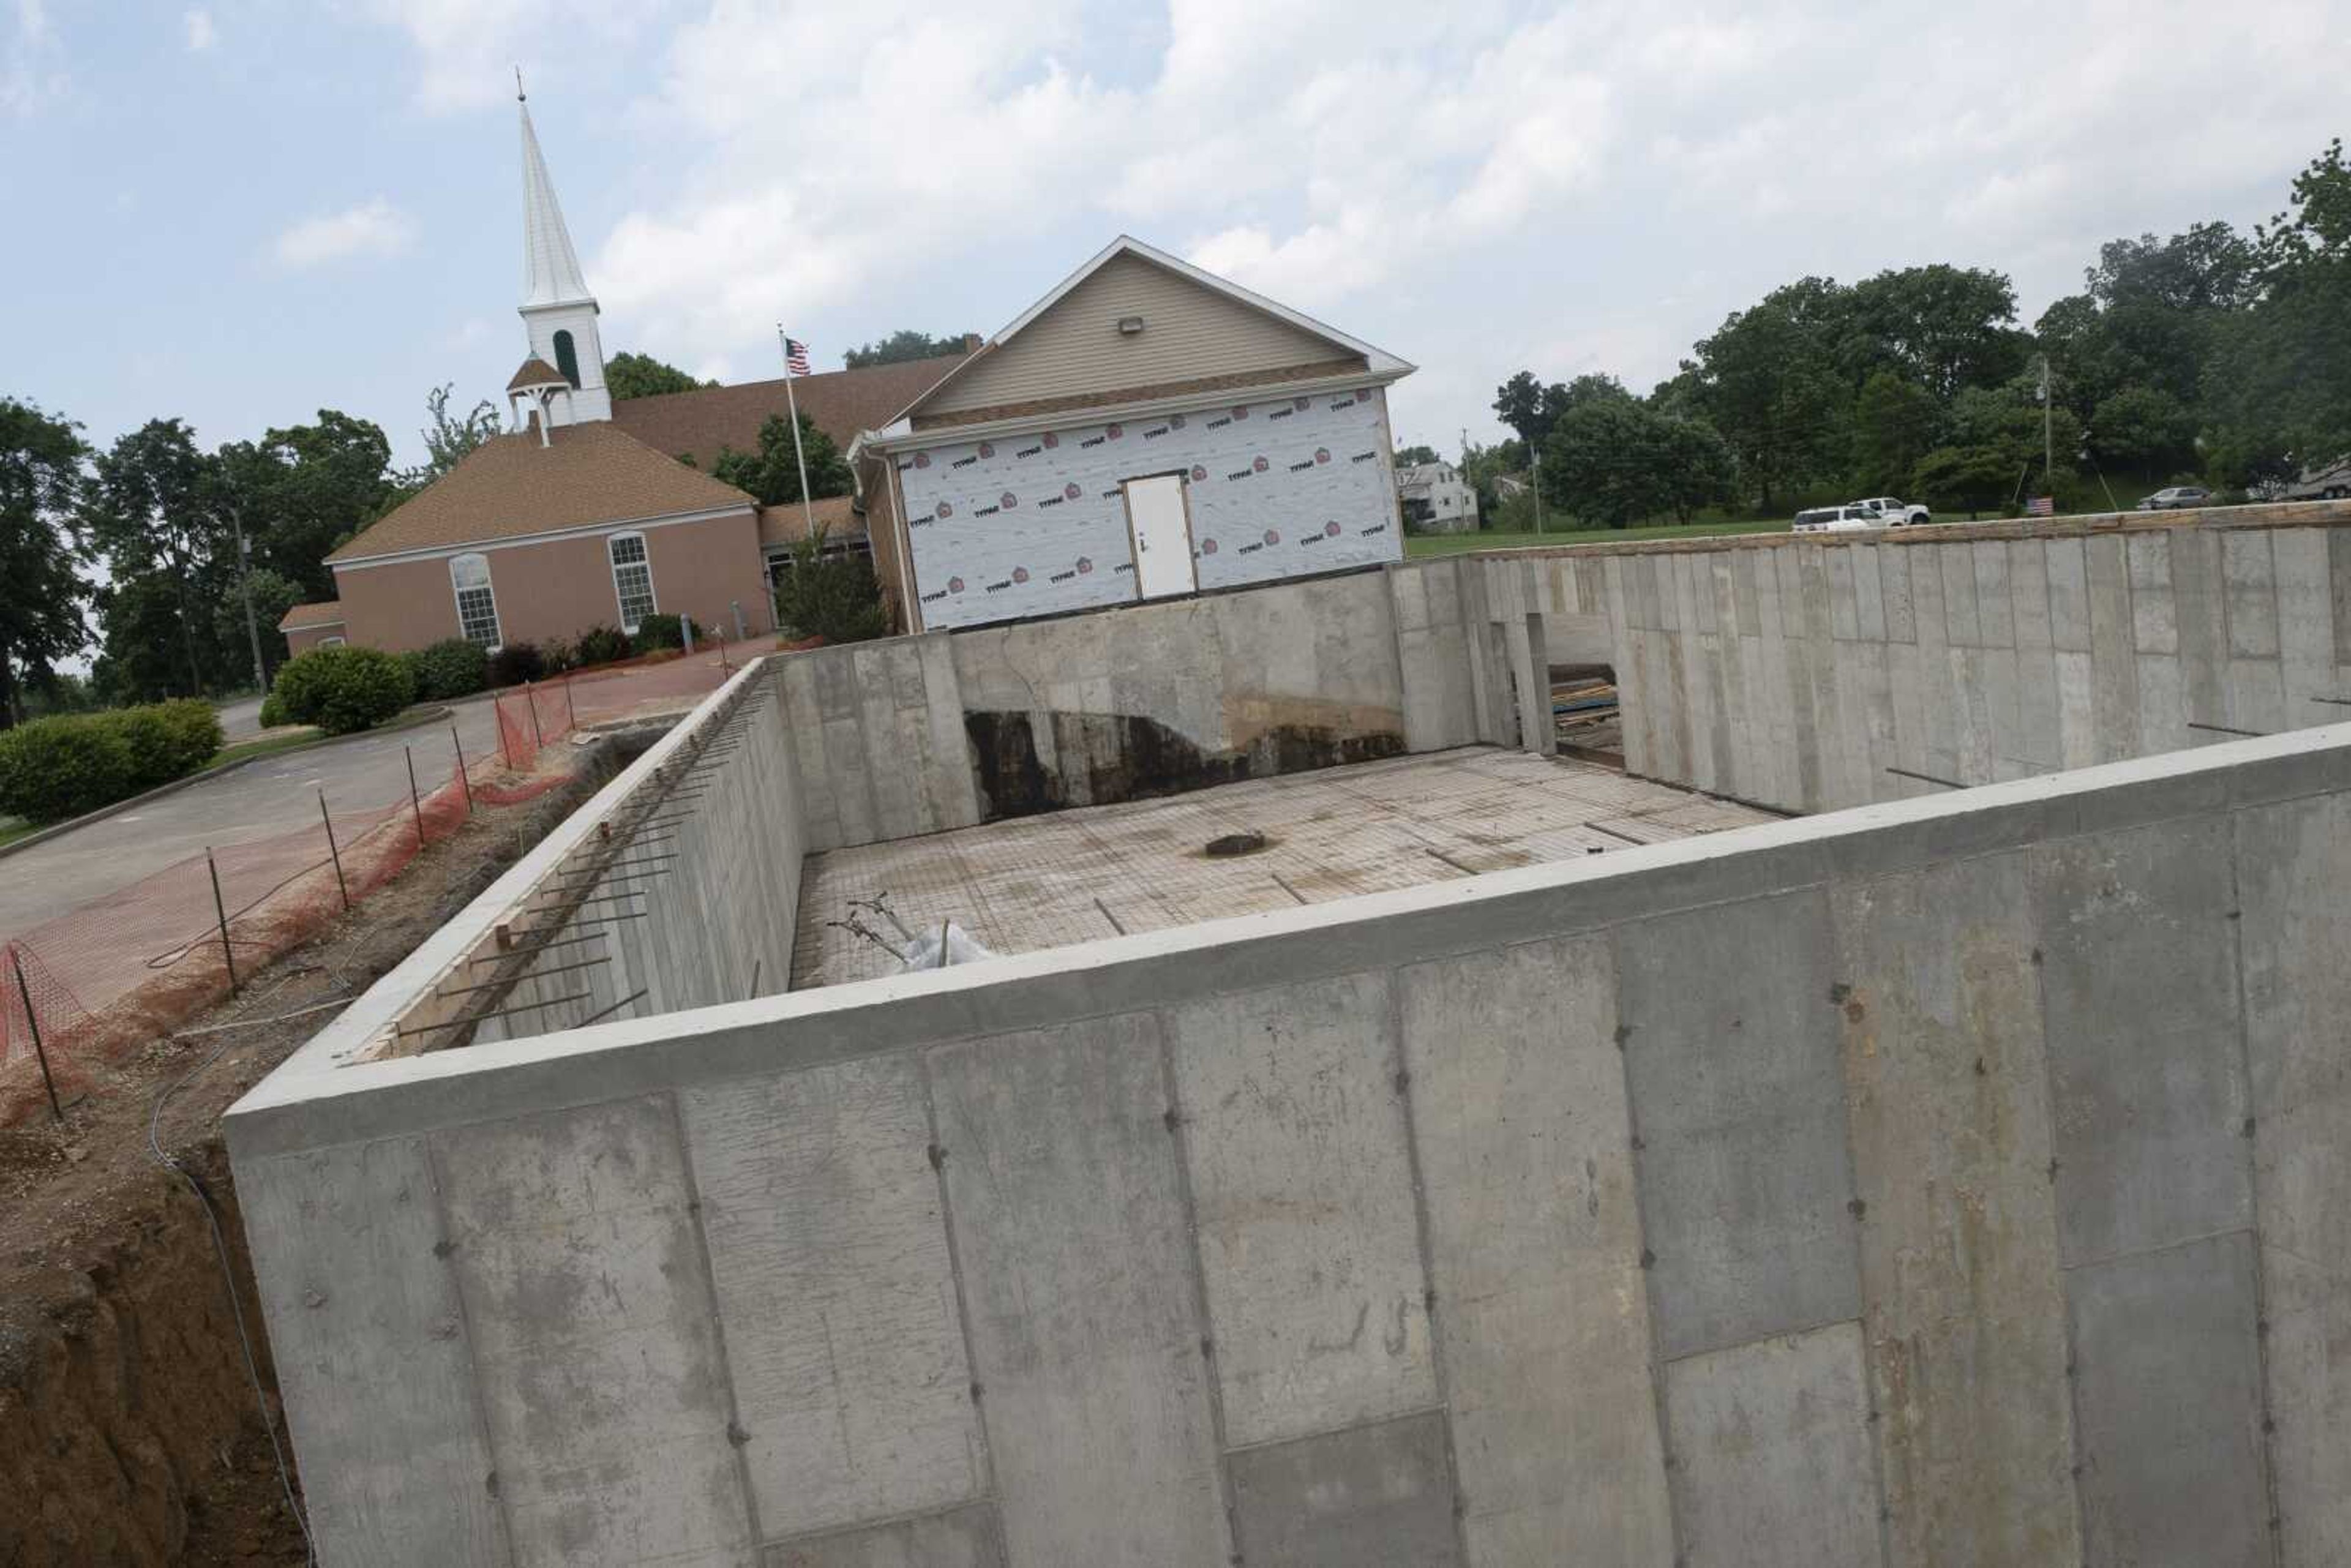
<box><xmin>852</xmin><ymin>236</ymin><xmax>1415</xmax><ymax>631</ymax></box>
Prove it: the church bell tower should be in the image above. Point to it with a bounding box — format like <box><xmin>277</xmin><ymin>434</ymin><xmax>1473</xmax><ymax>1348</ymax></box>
<box><xmin>513</xmin><ymin>81</ymin><xmax>610</xmax><ymax>427</ymax></box>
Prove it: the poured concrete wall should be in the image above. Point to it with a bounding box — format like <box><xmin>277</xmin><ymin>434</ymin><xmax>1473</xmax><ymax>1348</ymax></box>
<box><xmin>1480</xmin><ymin>505</ymin><xmax>2351</xmax><ymax>812</ymax></box>
<box><xmin>230</xmin><ymin>719</ymin><xmax>2351</xmax><ymax>1566</ymax></box>
<box><xmin>773</xmin><ymin>561</ymin><xmax>1480</xmax><ymax>849</ymax></box>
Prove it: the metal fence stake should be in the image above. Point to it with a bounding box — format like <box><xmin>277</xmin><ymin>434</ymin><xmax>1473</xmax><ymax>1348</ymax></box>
<box><xmin>452</xmin><ymin>722</ymin><xmax>474</xmax><ymax>811</ymax></box>
<box><xmin>318</xmin><ymin>789</ymin><xmax>351</xmax><ymax>911</ymax></box>
<box><xmin>206</xmin><ymin>847</ymin><xmax>239</xmax><ymax>994</ymax></box>
<box><xmin>11</xmin><ymin>947</ymin><xmax>65</xmax><ymax>1123</ymax></box>
<box><xmin>526</xmin><ymin>680</ymin><xmax>546</xmax><ymax>747</ymax></box>
<box><xmin>405</xmin><ymin>745</ymin><xmax>426</xmax><ymax>846</ymax></box>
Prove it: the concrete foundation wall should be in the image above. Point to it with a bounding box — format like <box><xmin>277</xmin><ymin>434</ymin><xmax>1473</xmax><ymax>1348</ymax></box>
<box><xmin>773</xmin><ymin>561</ymin><xmax>1481</xmax><ymax>849</ymax></box>
<box><xmin>1501</xmin><ymin>506</ymin><xmax>2351</xmax><ymax>812</ymax></box>
<box><xmin>231</xmin><ymin>721</ymin><xmax>2351</xmax><ymax>1566</ymax></box>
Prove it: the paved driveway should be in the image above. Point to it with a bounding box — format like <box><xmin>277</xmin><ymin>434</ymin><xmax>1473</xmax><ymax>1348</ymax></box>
<box><xmin>0</xmin><ymin>698</ymin><xmax>502</xmax><ymax>942</ymax></box>
<box><xmin>0</xmin><ymin>637</ymin><xmax>783</xmax><ymax>948</ymax></box>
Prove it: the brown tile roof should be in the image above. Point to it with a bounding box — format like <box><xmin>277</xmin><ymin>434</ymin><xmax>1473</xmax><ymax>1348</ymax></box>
<box><xmin>757</xmin><ymin>493</ymin><xmax>863</xmax><ymax>551</ymax></box>
<box><xmin>327</xmin><ymin>422</ymin><xmax>753</xmax><ymax>563</ymax></box>
<box><xmin>909</xmin><ymin>356</ymin><xmax>1370</xmax><ymax>431</ymax></box>
<box><xmin>279</xmin><ymin>600</ymin><xmax>344</xmax><ymax>631</ymax></box>
<box><xmin>611</xmin><ymin>350</ymin><xmax>973</xmax><ymax>464</ymax></box>
<box><xmin>507</xmin><ymin>356</ymin><xmax>567</xmax><ymax>392</ymax></box>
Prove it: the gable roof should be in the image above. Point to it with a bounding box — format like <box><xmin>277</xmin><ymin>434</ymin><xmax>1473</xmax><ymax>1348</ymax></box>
<box><xmin>507</xmin><ymin>356</ymin><xmax>567</xmax><ymax>392</ymax></box>
<box><xmin>280</xmin><ymin>600</ymin><xmax>343</xmax><ymax>631</ymax></box>
<box><xmin>327</xmin><ymin>421</ymin><xmax>753</xmax><ymax>565</ymax></box>
<box><xmin>892</xmin><ymin>235</ymin><xmax>1412</xmax><ymax>430</ymax></box>
<box><xmin>757</xmin><ymin>493</ymin><xmax>861</xmax><ymax>551</ymax></box>
<box><xmin>611</xmin><ymin>350</ymin><xmax>973</xmax><ymax>465</ymax></box>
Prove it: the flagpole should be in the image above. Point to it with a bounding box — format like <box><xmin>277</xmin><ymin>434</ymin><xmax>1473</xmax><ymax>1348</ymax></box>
<box><xmin>778</xmin><ymin>325</ymin><xmax>817</xmax><ymax>539</ymax></box>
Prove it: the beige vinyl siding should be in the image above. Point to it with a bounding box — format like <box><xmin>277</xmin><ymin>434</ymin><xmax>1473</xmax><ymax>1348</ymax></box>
<box><xmin>922</xmin><ymin>253</ymin><xmax>1352</xmax><ymax>416</ymax></box>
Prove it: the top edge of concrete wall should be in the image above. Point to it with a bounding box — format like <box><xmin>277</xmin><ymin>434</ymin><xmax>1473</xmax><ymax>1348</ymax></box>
<box><xmin>224</xmin><ymin>716</ymin><xmax>2351</xmax><ymax>1161</ymax></box>
<box><xmin>1453</xmin><ymin>497</ymin><xmax>2351</xmax><ymax>559</ymax></box>
<box><xmin>232</xmin><ymin>655</ymin><xmax>778</xmax><ymax>1098</ymax></box>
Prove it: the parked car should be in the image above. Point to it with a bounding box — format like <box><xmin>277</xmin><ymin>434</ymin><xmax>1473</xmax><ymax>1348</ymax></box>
<box><xmin>2281</xmin><ymin>460</ymin><xmax>2351</xmax><ymax>501</ymax></box>
<box><xmin>1792</xmin><ymin>505</ymin><xmax>1890</xmax><ymax>534</ymax></box>
<box><xmin>1847</xmin><ymin>495</ymin><xmax>1933</xmax><ymax>525</ymax></box>
<box><xmin>2137</xmin><ymin>486</ymin><xmax>2213</xmax><ymax>511</ymax></box>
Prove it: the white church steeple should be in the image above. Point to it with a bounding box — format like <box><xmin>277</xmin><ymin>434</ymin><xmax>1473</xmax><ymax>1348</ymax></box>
<box><xmin>512</xmin><ymin>79</ymin><xmax>610</xmax><ymax>427</ymax></box>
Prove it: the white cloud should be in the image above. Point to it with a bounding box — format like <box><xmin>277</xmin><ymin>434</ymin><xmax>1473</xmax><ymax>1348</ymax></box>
<box><xmin>380</xmin><ymin>0</ymin><xmax>2351</xmax><ymax>448</ymax></box>
<box><xmin>366</xmin><ymin>0</ymin><xmax>680</xmax><ymax>111</ymax></box>
<box><xmin>182</xmin><ymin>8</ymin><xmax>215</xmax><ymax>51</ymax></box>
<box><xmin>2</xmin><ymin>0</ymin><xmax>66</xmax><ymax>118</ymax></box>
<box><xmin>272</xmin><ymin>198</ymin><xmax>418</xmax><ymax>269</ymax></box>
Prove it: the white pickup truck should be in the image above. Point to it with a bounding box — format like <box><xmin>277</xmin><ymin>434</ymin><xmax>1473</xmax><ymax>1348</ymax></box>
<box><xmin>1848</xmin><ymin>495</ymin><xmax>1932</xmax><ymax>525</ymax></box>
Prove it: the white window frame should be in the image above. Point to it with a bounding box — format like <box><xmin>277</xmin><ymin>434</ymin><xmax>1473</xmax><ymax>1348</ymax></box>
<box><xmin>449</xmin><ymin>552</ymin><xmax>502</xmax><ymax>650</ymax></box>
<box><xmin>317</xmin><ymin>635</ymin><xmax>347</xmax><ymax>648</ymax></box>
<box><xmin>607</xmin><ymin>531</ymin><xmax>658</xmax><ymax>632</ymax></box>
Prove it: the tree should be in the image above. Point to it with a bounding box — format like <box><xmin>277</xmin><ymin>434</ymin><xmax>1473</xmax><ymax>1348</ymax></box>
<box><xmin>1540</xmin><ymin>400</ymin><xmax>1735</xmax><ymax>527</ymax></box>
<box><xmin>1910</xmin><ymin>445</ymin><xmax>2019</xmax><ymax>516</ymax></box>
<box><xmin>1682</xmin><ymin>277</ymin><xmax>1855</xmax><ymax>512</ymax></box>
<box><xmin>228</xmin><ymin>410</ymin><xmax>400</xmax><ymax>595</ymax></box>
<box><xmin>1851</xmin><ymin>372</ymin><xmax>1941</xmax><ymax>492</ymax></box>
<box><xmin>842</xmin><ymin>330</ymin><xmax>971</xmax><ymax>369</ymax></box>
<box><xmin>411</xmin><ymin>384</ymin><xmax>505</xmax><ymax>485</ymax></box>
<box><xmin>1849</xmin><ymin>264</ymin><xmax>2026</xmax><ymax>397</ymax></box>
<box><xmin>2088</xmin><ymin>386</ymin><xmax>2197</xmax><ymax>470</ymax></box>
<box><xmin>84</xmin><ymin>419</ymin><xmax>230</xmax><ymax>699</ymax></box>
<box><xmin>0</xmin><ymin>398</ymin><xmax>90</xmax><ymax>727</ymax></box>
<box><xmin>606</xmin><ymin>351</ymin><xmax>714</xmax><ymax>400</ymax></box>
<box><xmin>1393</xmin><ymin>443</ymin><xmax>1440</xmax><ymax>467</ymax></box>
<box><xmin>709</xmin><ymin>412</ymin><xmax>852</xmax><ymax>506</ymax></box>
<box><xmin>1493</xmin><ymin>370</ymin><xmax>1545</xmax><ymax>446</ymax></box>
<box><xmin>2213</xmin><ymin>139</ymin><xmax>2351</xmax><ymax>467</ymax></box>
<box><xmin>2088</xmin><ymin>222</ymin><xmax>2258</xmax><ymax>313</ymax></box>
<box><xmin>772</xmin><ymin>527</ymin><xmax>888</xmax><ymax>643</ymax></box>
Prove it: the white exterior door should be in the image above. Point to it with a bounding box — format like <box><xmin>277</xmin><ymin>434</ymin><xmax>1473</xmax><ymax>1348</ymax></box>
<box><xmin>1123</xmin><ymin>473</ymin><xmax>1197</xmax><ymax>599</ymax></box>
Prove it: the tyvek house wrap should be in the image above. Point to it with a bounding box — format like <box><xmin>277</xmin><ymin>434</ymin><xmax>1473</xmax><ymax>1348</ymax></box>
<box><xmin>896</xmin><ymin>386</ymin><xmax>1400</xmax><ymax>629</ymax></box>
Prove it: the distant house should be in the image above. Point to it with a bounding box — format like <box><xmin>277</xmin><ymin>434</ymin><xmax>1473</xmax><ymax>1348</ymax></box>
<box><xmin>849</xmin><ymin>236</ymin><xmax>1415</xmax><ymax>632</ymax></box>
<box><xmin>1397</xmin><ymin>460</ymin><xmax>1480</xmax><ymax>533</ymax></box>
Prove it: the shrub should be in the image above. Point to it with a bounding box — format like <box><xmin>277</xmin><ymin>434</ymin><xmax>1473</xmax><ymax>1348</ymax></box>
<box><xmin>403</xmin><ymin>637</ymin><xmax>491</xmax><ymax>701</ymax></box>
<box><xmin>632</xmin><ymin>612</ymin><xmax>702</xmax><ymax>654</ymax></box>
<box><xmin>258</xmin><ymin>692</ymin><xmax>288</xmax><ymax>729</ymax></box>
<box><xmin>539</xmin><ymin>636</ymin><xmax>579</xmax><ymax>674</ymax></box>
<box><xmin>488</xmin><ymin>641</ymin><xmax>547</xmax><ymax>687</ymax></box>
<box><xmin>272</xmin><ymin>645</ymin><xmax>415</xmax><ymax>735</ymax></box>
<box><xmin>575</xmin><ymin>625</ymin><xmax>632</xmax><ymax>666</ymax></box>
<box><xmin>773</xmin><ymin>527</ymin><xmax>890</xmax><ymax>645</ymax></box>
<box><xmin>114</xmin><ymin>698</ymin><xmax>223</xmax><ymax>790</ymax></box>
<box><xmin>0</xmin><ymin>697</ymin><xmax>222</xmax><ymax>823</ymax></box>
<box><xmin>0</xmin><ymin>715</ymin><xmax>135</xmax><ymax>823</ymax></box>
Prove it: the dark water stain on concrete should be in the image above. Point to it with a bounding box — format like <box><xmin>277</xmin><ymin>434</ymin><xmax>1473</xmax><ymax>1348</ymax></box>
<box><xmin>965</xmin><ymin>710</ymin><xmax>1406</xmax><ymax>821</ymax></box>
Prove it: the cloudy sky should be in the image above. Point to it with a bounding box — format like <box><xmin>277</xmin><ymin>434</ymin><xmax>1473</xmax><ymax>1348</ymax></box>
<box><xmin>4</xmin><ymin>0</ymin><xmax>2344</xmax><ymax>468</ymax></box>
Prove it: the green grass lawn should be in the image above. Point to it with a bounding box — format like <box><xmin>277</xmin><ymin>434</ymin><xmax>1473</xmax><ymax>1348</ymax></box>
<box><xmin>0</xmin><ymin>819</ymin><xmax>35</xmax><ymax>850</ymax></box>
<box><xmin>1406</xmin><ymin>519</ymin><xmax>1791</xmax><ymax>557</ymax></box>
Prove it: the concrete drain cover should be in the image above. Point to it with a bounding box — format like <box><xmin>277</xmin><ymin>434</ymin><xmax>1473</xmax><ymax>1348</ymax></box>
<box><xmin>1204</xmin><ymin>830</ymin><xmax>1269</xmax><ymax>858</ymax></box>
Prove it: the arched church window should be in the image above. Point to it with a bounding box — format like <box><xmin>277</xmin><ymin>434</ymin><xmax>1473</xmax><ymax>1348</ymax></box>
<box><xmin>553</xmin><ymin>330</ymin><xmax>582</xmax><ymax>388</ymax></box>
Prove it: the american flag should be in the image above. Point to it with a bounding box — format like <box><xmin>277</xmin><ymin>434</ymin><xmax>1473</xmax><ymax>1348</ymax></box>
<box><xmin>2026</xmin><ymin>496</ymin><xmax>2055</xmax><ymax>517</ymax></box>
<box><xmin>783</xmin><ymin>336</ymin><xmax>811</xmax><ymax>376</ymax></box>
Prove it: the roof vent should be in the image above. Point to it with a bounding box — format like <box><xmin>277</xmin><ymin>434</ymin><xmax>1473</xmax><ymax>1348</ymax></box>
<box><xmin>1117</xmin><ymin>315</ymin><xmax>1146</xmax><ymax>336</ymax></box>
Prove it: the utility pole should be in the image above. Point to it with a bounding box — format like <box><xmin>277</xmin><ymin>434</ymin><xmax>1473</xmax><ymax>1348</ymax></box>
<box><xmin>1531</xmin><ymin>441</ymin><xmax>1546</xmax><ymax>535</ymax></box>
<box><xmin>230</xmin><ymin>504</ymin><xmax>266</xmax><ymax>694</ymax></box>
<box><xmin>2040</xmin><ymin>355</ymin><xmax>2055</xmax><ymax>507</ymax></box>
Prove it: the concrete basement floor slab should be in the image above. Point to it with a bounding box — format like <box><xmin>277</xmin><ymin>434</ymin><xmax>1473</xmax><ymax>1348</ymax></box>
<box><xmin>793</xmin><ymin>746</ymin><xmax>1779</xmax><ymax>988</ymax></box>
